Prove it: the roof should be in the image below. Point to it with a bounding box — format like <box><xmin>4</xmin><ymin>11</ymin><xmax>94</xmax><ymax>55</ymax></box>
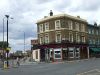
<box><xmin>88</xmin><ymin>24</ymin><xmax>99</xmax><ymax>29</ymax></box>
<box><xmin>36</xmin><ymin>14</ymin><xmax>87</xmax><ymax>23</ymax></box>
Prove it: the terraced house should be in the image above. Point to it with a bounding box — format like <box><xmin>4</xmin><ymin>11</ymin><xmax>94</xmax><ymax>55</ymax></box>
<box><xmin>36</xmin><ymin>10</ymin><xmax>89</xmax><ymax>61</ymax></box>
<box><xmin>88</xmin><ymin>23</ymin><xmax>100</xmax><ymax>57</ymax></box>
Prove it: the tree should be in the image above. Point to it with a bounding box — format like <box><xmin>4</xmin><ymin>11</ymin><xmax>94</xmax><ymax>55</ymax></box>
<box><xmin>0</xmin><ymin>41</ymin><xmax>9</xmax><ymax>49</ymax></box>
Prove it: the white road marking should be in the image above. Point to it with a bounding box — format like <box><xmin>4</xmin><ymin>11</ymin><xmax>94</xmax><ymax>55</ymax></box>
<box><xmin>77</xmin><ymin>69</ymin><xmax>100</xmax><ymax>75</ymax></box>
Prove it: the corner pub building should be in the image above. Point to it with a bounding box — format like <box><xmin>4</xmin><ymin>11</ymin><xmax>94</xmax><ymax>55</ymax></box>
<box><xmin>36</xmin><ymin>10</ymin><xmax>89</xmax><ymax>62</ymax></box>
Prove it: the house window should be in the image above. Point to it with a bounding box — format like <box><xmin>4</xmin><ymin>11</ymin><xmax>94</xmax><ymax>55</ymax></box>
<box><xmin>55</xmin><ymin>20</ymin><xmax>60</xmax><ymax>29</ymax></box>
<box><xmin>96</xmin><ymin>39</ymin><xmax>99</xmax><ymax>45</ymax></box>
<box><xmin>82</xmin><ymin>36</ymin><xmax>85</xmax><ymax>43</ymax></box>
<box><xmin>75</xmin><ymin>48</ymin><xmax>80</xmax><ymax>58</ymax></box>
<box><xmin>40</xmin><ymin>36</ymin><xmax>43</xmax><ymax>44</ymax></box>
<box><xmin>69</xmin><ymin>32</ymin><xmax>73</xmax><ymax>42</ymax></box>
<box><xmin>68</xmin><ymin>20</ymin><xmax>73</xmax><ymax>30</ymax></box>
<box><xmin>81</xmin><ymin>24</ymin><xmax>85</xmax><ymax>32</ymax></box>
<box><xmin>39</xmin><ymin>24</ymin><xmax>43</xmax><ymax>32</ymax></box>
<box><xmin>89</xmin><ymin>39</ymin><xmax>92</xmax><ymax>44</ymax></box>
<box><xmin>45</xmin><ymin>34</ymin><xmax>49</xmax><ymax>43</ymax></box>
<box><xmin>76</xmin><ymin>33</ymin><xmax>78</xmax><ymax>42</ymax></box>
<box><xmin>76</xmin><ymin>33</ymin><xmax>80</xmax><ymax>43</ymax></box>
<box><xmin>56</xmin><ymin>33</ymin><xmax>61</xmax><ymax>43</ymax></box>
<box><xmin>45</xmin><ymin>22</ymin><xmax>49</xmax><ymax>31</ymax></box>
<box><xmin>77</xmin><ymin>35</ymin><xmax>80</xmax><ymax>43</ymax></box>
<box><xmin>96</xmin><ymin>30</ymin><xmax>99</xmax><ymax>35</ymax></box>
<box><xmin>92</xmin><ymin>29</ymin><xmax>94</xmax><ymax>34</ymax></box>
<box><xmin>88</xmin><ymin>29</ymin><xmax>91</xmax><ymax>34</ymax></box>
<box><xmin>35</xmin><ymin>51</ymin><xmax>38</xmax><ymax>59</ymax></box>
<box><xmin>93</xmin><ymin>39</ymin><xmax>95</xmax><ymax>44</ymax></box>
<box><xmin>54</xmin><ymin>48</ymin><xmax>61</xmax><ymax>59</ymax></box>
<box><xmin>68</xmin><ymin>47</ymin><xmax>74</xmax><ymax>58</ymax></box>
<box><xmin>75</xmin><ymin>22</ymin><xmax>79</xmax><ymax>31</ymax></box>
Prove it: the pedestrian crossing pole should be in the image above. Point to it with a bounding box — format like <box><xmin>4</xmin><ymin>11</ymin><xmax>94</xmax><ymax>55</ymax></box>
<box><xmin>5</xmin><ymin>15</ymin><xmax>9</xmax><ymax>68</ymax></box>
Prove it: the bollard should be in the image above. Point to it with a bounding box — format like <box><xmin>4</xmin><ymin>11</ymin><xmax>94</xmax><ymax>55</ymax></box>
<box><xmin>3</xmin><ymin>61</ymin><xmax>8</xmax><ymax>69</ymax></box>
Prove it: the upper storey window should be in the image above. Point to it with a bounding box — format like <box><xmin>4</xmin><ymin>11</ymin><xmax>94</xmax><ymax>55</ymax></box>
<box><xmin>75</xmin><ymin>22</ymin><xmax>79</xmax><ymax>31</ymax></box>
<box><xmin>56</xmin><ymin>33</ymin><xmax>61</xmax><ymax>43</ymax></box>
<box><xmin>88</xmin><ymin>29</ymin><xmax>91</xmax><ymax>34</ymax></box>
<box><xmin>45</xmin><ymin>22</ymin><xmax>49</xmax><ymax>31</ymax></box>
<box><xmin>68</xmin><ymin>20</ymin><xmax>73</xmax><ymax>30</ymax></box>
<box><xmin>81</xmin><ymin>24</ymin><xmax>85</xmax><ymax>32</ymax></box>
<box><xmin>55</xmin><ymin>20</ymin><xmax>61</xmax><ymax>30</ymax></box>
<box><xmin>45</xmin><ymin>33</ymin><xmax>49</xmax><ymax>43</ymax></box>
<box><xmin>39</xmin><ymin>24</ymin><xmax>43</xmax><ymax>32</ymax></box>
<box><xmin>96</xmin><ymin>30</ymin><xmax>99</xmax><ymax>35</ymax></box>
<box><xmin>92</xmin><ymin>29</ymin><xmax>94</xmax><ymax>34</ymax></box>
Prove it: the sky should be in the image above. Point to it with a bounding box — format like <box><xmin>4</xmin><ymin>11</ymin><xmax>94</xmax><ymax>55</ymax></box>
<box><xmin>0</xmin><ymin>0</ymin><xmax>100</xmax><ymax>52</ymax></box>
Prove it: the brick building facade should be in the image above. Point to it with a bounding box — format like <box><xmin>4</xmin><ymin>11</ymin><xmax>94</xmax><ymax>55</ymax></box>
<box><xmin>35</xmin><ymin>11</ymin><xmax>89</xmax><ymax>61</ymax></box>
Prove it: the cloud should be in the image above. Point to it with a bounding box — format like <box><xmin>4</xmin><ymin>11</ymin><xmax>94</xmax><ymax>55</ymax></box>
<box><xmin>36</xmin><ymin>0</ymin><xmax>49</xmax><ymax>3</ymax></box>
<box><xmin>0</xmin><ymin>0</ymin><xmax>100</xmax><ymax>52</ymax></box>
<box><xmin>69</xmin><ymin>0</ymin><xmax>100</xmax><ymax>12</ymax></box>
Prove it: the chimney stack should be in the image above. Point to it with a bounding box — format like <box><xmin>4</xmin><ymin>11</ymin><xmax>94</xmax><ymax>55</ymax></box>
<box><xmin>94</xmin><ymin>22</ymin><xmax>97</xmax><ymax>26</ymax></box>
<box><xmin>77</xmin><ymin>16</ymin><xmax>80</xmax><ymax>18</ymax></box>
<box><xmin>50</xmin><ymin>10</ymin><xmax>53</xmax><ymax>16</ymax></box>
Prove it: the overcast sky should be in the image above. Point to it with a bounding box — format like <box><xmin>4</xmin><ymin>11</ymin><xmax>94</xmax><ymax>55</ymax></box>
<box><xmin>0</xmin><ymin>0</ymin><xmax>100</xmax><ymax>52</ymax></box>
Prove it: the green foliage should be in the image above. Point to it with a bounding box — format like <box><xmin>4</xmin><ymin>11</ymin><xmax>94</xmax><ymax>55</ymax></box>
<box><xmin>0</xmin><ymin>41</ymin><xmax>9</xmax><ymax>49</ymax></box>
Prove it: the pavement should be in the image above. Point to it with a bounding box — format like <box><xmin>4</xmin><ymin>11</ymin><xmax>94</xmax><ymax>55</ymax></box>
<box><xmin>0</xmin><ymin>58</ymin><xmax>100</xmax><ymax>75</ymax></box>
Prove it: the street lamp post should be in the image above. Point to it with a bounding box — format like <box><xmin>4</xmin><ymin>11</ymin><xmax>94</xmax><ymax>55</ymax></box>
<box><xmin>5</xmin><ymin>15</ymin><xmax>9</xmax><ymax>68</ymax></box>
<box><xmin>24</xmin><ymin>32</ymin><xmax>25</xmax><ymax>53</ymax></box>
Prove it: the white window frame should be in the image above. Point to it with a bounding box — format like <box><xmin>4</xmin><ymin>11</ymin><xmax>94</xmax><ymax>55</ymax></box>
<box><xmin>77</xmin><ymin>35</ymin><xmax>80</xmax><ymax>43</ymax></box>
<box><xmin>68</xmin><ymin>47</ymin><xmax>74</xmax><ymax>58</ymax></box>
<box><xmin>45</xmin><ymin>22</ymin><xmax>49</xmax><ymax>31</ymax></box>
<box><xmin>82</xmin><ymin>36</ymin><xmax>85</xmax><ymax>43</ymax></box>
<box><xmin>81</xmin><ymin>24</ymin><xmax>85</xmax><ymax>32</ymax></box>
<box><xmin>75</xmin><ymin>22</ymin><xmax>79</xmax><ymax>31</ymax></box>
<box><xmin>40</xmin><ymin>36</ymin><xmax>43</xmax><ymax>44</ymax></box>
<box><xmin>45</xmin><ymin>33</ymin><xmax>49</xmax><ymax>43</ymax></box>
<box><xmin>56</xmin><ymin>33</ymin><xmax>61</xmax><ymax>43</ymax></box>
<box><xmin>54</xmin><ymin>48</ymin><xmax>62</xmax><ymax>59</ymax></box>
<box><xmin>39</xmin><ymin>24</ymin><xmax>43</xmax><ymax>32</ymax></box>
<box><xmin>76</xmin><ymin>33</ymin><xmax>80</xmax><ymax>43</ymax></box>
<box><xmin>55</xmin><ymin>20</ymin><xmax>61</xmax><ymax>30</ymax></box>
<box><xmin>68</xmin><ymin>20</ymin><xmax>73</xmax><ymax>30</ymax></box>
<box><xmin>69</xmin><ymin>32</ymin><xmax>73</xmax><ymax>42</ymax></box>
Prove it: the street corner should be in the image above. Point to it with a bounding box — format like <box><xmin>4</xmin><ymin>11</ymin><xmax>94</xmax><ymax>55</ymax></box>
<box><xmin>77</xmin><ymin>69</ymin><xmax>100</xmax><ymax>75</ymax></box>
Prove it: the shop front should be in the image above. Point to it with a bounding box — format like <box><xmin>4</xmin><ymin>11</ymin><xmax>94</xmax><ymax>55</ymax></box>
<box><xmin>40</xmin><ymin>43</ymin><xmax>88</xmax><ymax>62</ymax></box>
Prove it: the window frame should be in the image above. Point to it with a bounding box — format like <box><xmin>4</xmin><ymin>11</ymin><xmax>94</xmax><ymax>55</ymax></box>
<box><xmin>39</xmin><ymin>24</ymin><xmax>43</xmax><ymax>32</ymax></box>
<box><xmin>81</xmin><ymin>24</ymin><xmax>85</xmax><ymax>32</ymax></box>
<box><xmin>56</xmin><ymin>33</ymin><xmax>61</xmax><ymax>43</ymax></box>
<box><xmin>40</xmin><ymin>36</ymin><xmax>44</xmax><ymax>44</ymax></box>
<box><xmin>68</xmin><ymin>20</ymin><xmax>73</xmax><ymax>30</ymax></box>
<box><xmin>45</xmin><ymin>33</ymin><xmax>49</xmax><ymax>44</ymax></box>
<box><xmin>55</xmin><ymin>20</ymin><xmax>61</xmax><ymax>30</ymax></box>
<box><xmin>75</xmin><ymin>22</ymin><xmax>79</xmax><ymax>31</ymax></box>
<box><xmin>69</xmin><ymin>32</ymin><xmax>73</xmax><ymax>42</ymax></box>
<box><xmin>45</xmin><ymin>22</ymin><xmax>49</xmax><ymax>31</ymax></box>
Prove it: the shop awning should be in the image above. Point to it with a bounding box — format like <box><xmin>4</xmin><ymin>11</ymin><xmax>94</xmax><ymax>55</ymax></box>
<box><xmin>90</xmin><ymin>48</ymin><xmax>100</xmax><ymax>52</ymax></box>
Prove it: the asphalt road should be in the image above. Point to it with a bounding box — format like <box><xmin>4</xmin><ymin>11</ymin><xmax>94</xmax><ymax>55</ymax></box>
<box><xmin>0</xmin><ymin>58</ymin><xmax>100</xmax><ymax>75</ymax></box>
